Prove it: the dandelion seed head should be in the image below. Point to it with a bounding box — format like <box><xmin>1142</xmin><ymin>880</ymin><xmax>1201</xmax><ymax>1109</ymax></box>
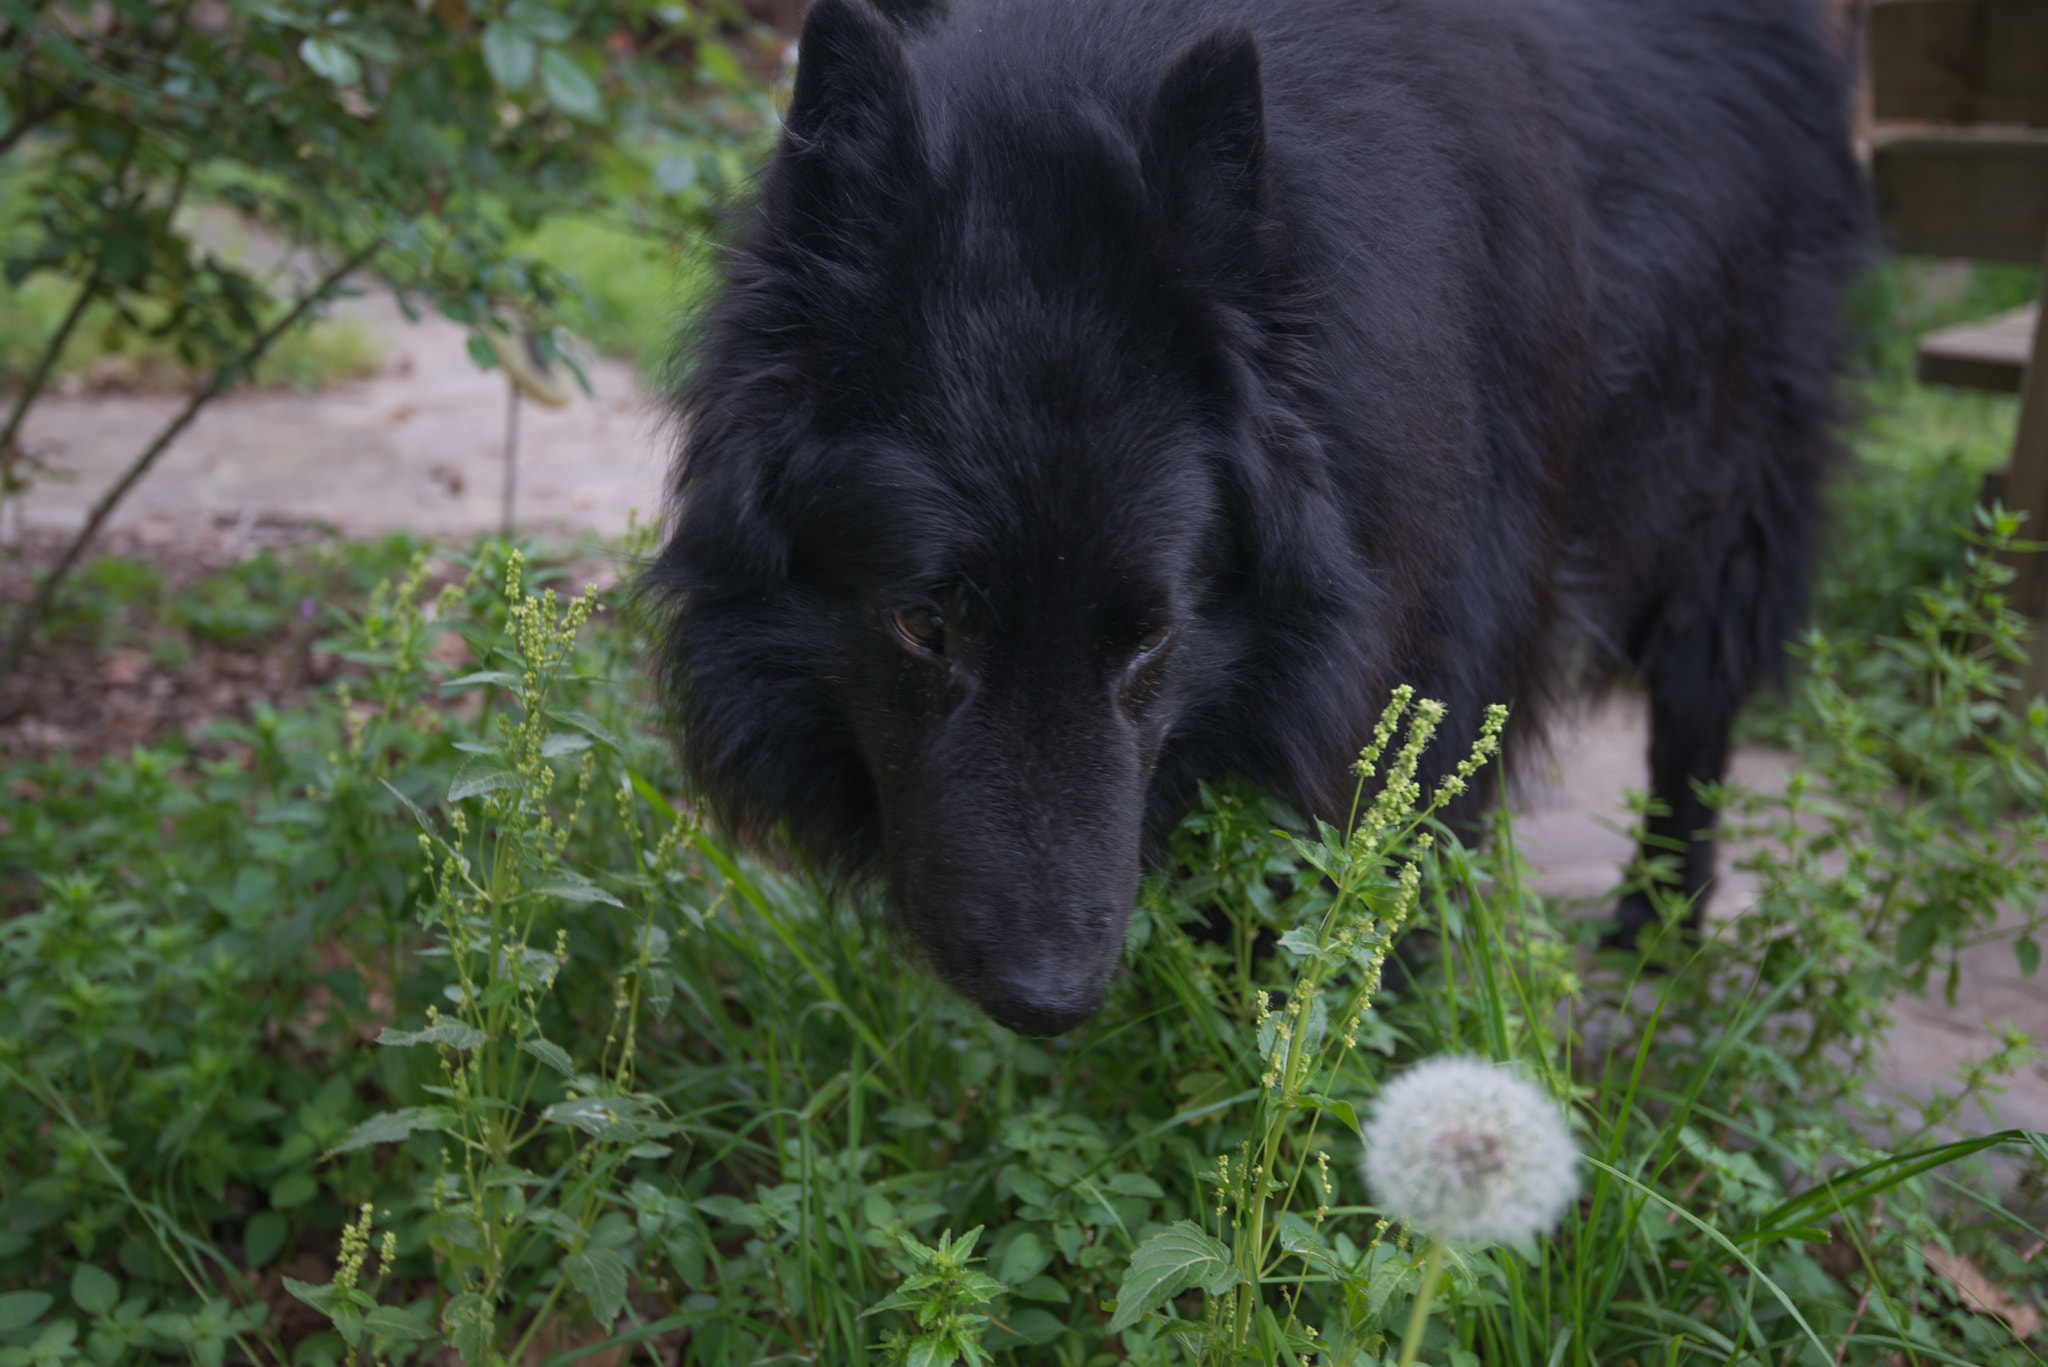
<box><xmin>1359</xmin><ymin>1056</ymin><xmax>1578</xmax><ymax>1244</ymax></box>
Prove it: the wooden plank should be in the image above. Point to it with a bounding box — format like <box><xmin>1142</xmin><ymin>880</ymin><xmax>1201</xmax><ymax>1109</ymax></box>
<box><xmin>1916</xmin><ymin>303</ymin><xmax>2036</xmax><ymax>392</ymax></box>
<box><xmin>1872</xmin><ymin>0</ymin><xmax>2048</xmax><ymax>127</ymax></box>
<box><xmin>1998</xmin><ymin>245</ymin><xmax>2048</xmax><ymax>627</ymax></box>
<box><xmin>1872</xmin><ymin>130</ymin><xmax>2048</xmax><ymax>262</ymax></box>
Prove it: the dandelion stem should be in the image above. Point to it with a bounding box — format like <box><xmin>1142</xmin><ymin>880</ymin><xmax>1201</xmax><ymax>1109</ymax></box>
<box><xmin>1396</xmin><ymin>1238</ymin><xmax>1447</xmax><ymax>1367</ymax></box>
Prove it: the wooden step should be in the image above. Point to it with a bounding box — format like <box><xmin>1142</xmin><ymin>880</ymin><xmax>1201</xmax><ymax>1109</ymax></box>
<box><xmin>1916</xmin><ymin>302</ymin><xmax>2037</xmax><ymax>393</ymax></box>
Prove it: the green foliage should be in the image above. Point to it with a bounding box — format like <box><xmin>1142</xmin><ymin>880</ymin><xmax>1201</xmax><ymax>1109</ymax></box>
<box><xmin>1808</xmin><ymin>258</ymin><xmax>2039</xmax><ymax>648</ymax></box>
<box><xmin>1</xmin><ymin>0</ymin><xmax>768</xmax><ymax>393</ymax></box>
<box><xmin>0</xmin><ymin>0</ymin><xmax>772</xmax><ymax>665</ymax></box>
<box><xmin>3</xmin><ymin>521</ymin><xmax>2044</xmax><ymax>1366</ymax></box>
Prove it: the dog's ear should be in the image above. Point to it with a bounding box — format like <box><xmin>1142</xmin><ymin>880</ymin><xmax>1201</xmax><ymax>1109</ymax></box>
<box><xmin>772</xmin><ymin>0</ymin><xmax>923</xmax><ymax>252</ymax></box>
<box><xmin>1141</xmin><ymin>27</ymin><xmax>1268</xmax><ymax>265</ymax></box>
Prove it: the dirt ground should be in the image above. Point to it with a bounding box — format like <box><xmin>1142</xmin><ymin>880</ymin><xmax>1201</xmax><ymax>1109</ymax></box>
<box><xmin>9</xmin><ymin>297</ymin><xmax>2046</xmax><ymax>1146</ymax></box>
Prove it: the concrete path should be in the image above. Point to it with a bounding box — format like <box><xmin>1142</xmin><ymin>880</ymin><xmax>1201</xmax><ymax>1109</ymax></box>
<box><xmin>1514</xmin><ymin>694</ymin><xmax>2048</xmax><ymax>1136</ymax></box>
<box><xmin>13</xmin><ymin>296</ymin><xmax>668</xmax><ymax>542</ymax></box>
<box><xmin>11</xmin><ymin>300</ymin><xmax>2044</xmax><ymax>1139</ymax></box>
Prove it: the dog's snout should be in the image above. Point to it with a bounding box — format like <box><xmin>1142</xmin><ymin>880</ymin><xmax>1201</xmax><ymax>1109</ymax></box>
<box><xmin>978</xmin><ymin>968</ymin><xmax>1108</xmax><ymax>1037</ymax></box>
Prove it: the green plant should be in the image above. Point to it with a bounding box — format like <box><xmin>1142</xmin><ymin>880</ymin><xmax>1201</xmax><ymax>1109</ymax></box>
<box><xmin>0</xmin><ymin>0</ymin><xmax>774</xmax><ymax>673</ymax></box>
<box><xmin>4</xmin><ymin>521</ymin><xmax>2045</xmax><ymax>1367</ymax></box>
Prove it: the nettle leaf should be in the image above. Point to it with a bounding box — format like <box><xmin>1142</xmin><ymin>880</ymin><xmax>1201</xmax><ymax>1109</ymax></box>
<box><xmin>441</xmin><ymin>669</ymin><xmax>520</xmax><ymax>691</ymax></box>
<box><xmin>539</xmin><ymin>731</ymin><xmax>592</xmax><ymax>758</ymax></box>
<box><xmin>539</xmin><ymin>49</ymin><xmax>601</xmax><ymax>120</ymax></box>
<box><xmin>543</xmin><ymin>1095</ymin><xmax>669</xmax><ymax>1139</ymax></box>
<box><xmin>522</xmin><ymin>1037</ymin><xmax>576</xmax><ymax>1077</ymax></box>
<box><xmin>380</xmin><ymin>1020</ymin><xmax>489</xmax><ymax>1049</ymax></box>
<box><xmin>299</xmin><ymin>37</ymin><xmax>363</xmax><ymax>86</ymax></box>
<box><xmin>550</xmin><ymin>708</ymin><xmax>622</xmax><ymax>751</ymax></box>
<box><xmin>328</xmin><ymin>1106</ymin><xmax>456</xmax><ymax>1155</ymax></box>
<box><xmin>998</xmin><ymin>1231</ymin><xmax>1050</xmax><ymax>1285</ymax></box>
<box><xmin>442</xmin><ymin>1292</ymin><xmax>489</xmax><ymax>1364</ymax></box>
<box><xmin>480</xmin><ymin>22</ymin><xmax>536</xmax><ymax>89</ymax></box>
<box><xmin>1106</xmin><ymin>1222</ymin><xmax>1237</xmax><ymax>1334</ymax></box>
<box><xmin>449</xmin><ymin>756</ymin><xmax>519</xmax><ymax>802</ymax></box>
<box><xmin>565</xmin><ymin>1247</ymin><xmax>629</xmax><ymax>1324</ymax></box>
<box><xmin>362</xmin><ymin>1305</ymin><xmax>433</xmax><ymax>1343</ymax></box>
<box><xmin>282</xmin><ymin>1279</ymin><xmax>334</xmax><ymax>1315</ymax></box>
<box><xmin>377</xmin><ymin>779</ymin><xmax>435</xmax><ymax>833</ymax></box>
<box><xmin>999</xmin><ymin>1306</ymin><xmax>1065</xmax><ymax>1346</ymax></box>
<box><xmin>1274</xmin><ymin>924</ymin><xmax>1333</xmax><ymax>964</ymax></box>
<box><xmin>70</xmin><ymin>1265</ymin><xmax>118</xmax><ymax>1317</ymax></box>
<box><xmin>534</xmin><ymin>869</ymin><xmax>622</xmax><ymax>906</ymax></box>
<box><xmin>0</xmin><ymin>1292</ymin><xmax>51</xmax><ymax>1331</ymax></box>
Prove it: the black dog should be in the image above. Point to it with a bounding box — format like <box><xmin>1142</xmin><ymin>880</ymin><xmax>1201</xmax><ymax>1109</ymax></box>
<box><xmin>647</xmin><ymin>0</ymin><xmax>1866</xmax><ymax>1034</ymax></box>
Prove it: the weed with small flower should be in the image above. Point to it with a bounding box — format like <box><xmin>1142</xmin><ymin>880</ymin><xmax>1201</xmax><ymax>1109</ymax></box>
<box><xmin>2</xmin><ymin>518</ymin><xmax>2046</xmax><ymax>1367</ymax></box>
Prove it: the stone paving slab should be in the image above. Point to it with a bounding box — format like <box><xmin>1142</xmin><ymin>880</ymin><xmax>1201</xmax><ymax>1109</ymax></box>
<box><xmin>1514</xmin><ymin>694</ymin><xmax>2048</xmax><ymax>1135</ymax></box>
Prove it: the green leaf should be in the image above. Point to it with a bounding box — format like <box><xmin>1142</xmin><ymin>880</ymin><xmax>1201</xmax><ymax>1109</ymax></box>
<box><xmin>2017</xmin><ymin>935</ymin><xmax>2040</xmax><ymax>978</ymax></box>
<box><xmin>998</xmin><ymin>1231</ymin><xmax>1049</xmax><ymax>1285</ymax></box>
<box><xmin>449</xmin><ymin>756</ymin><xmax>519</xmax><ymax>802</ymax></box>
<box><xmin>1274</xmin><ymin>925</ymin><xmax>1332</xmax><ymax>963</ymax></box>
<box><xmin>327</xmin><ymin>1106</ymin><xmax>456</xmax><ymax>1155</ymax></box>
<box><xmin>1299</xmin><ymin>1092</ymin><xmax>1362</xmax><ymax>1135</ymax></box>
<box><xmin>540</xmin><ymin>731</ymin><xmax>592</xmax><ymax>758</ymax></box>
<box><xmin>362</xmin><ymin>1305</ymin><xmax>433</xmax><ymax>1343</ymax></box>
<box><xmin>653</xmin><ymin>155</ymin><xmax>698</xmax><ymax>196</ymax></box>
<box><xmin>299</xmin><ymin>37</ymin><xmax>363</xmax><ymax>86</ymax></box>
<box><xmin>522</xmin><ymin>1038</ymin><xmax>576</xmax><ymax>1076</ymax></box>
<box><xmin>70</xmin><ymin>1265</ymin><xmax>118</xmax><ymax>1317</ymax></box>
<box><xmin>539</xmin><ymin>49</ymin><xmax>601</xmax><ymax>120</ymax></box>
<box><xmin>380</xmin><ymin>1021</ymin><xmax>488</xmax><ymax>1049</ymax></box>
<box><xmin>0</xmin><ymin>1292</ymin><xmax>52</xmax><ymax>1331</ymax></box>
<box><xmin>999</xmin><ymin>1307</ymin><xmax>1064</xmax><ymax>1346</ymax></box>
<box><xmin>441</xmin><ymin>669</ymin><xmax>519</xmax><ymax>690</ymax></box>
<box><xmin>1106</xmin><ymin>1222</ymin><xmax>1236</xmax><ymax>1334</ymax></box>
<box><xmin>533</xmin><ymin>870</ymin><xmax>622</xmax><ymax>906</ymax></box>
<box><xmin>442</xmin><ymin>1292</ymin><xmax>489</xmax><ymax>1364</ymax></box>
<box><xmin>565</xmin><ymin>1247</ymin><xmax>629</xmax><ymax>1324</ymax></box>
<box><xmin>551</xmin><ymin>708</ymin><xmax>623</xmax><ymax>751</ymax></box>
<box><xmin>480</xmin><ymin>22</ymin><xmax>535</xmax><ymax>89</ymax></box>
<box><xmin>507</xmin><ymin>0</ymin><xmax>575</xmax><ymax>41</ymax></box>
<box><xmin>270</xmin><ymin>1173</ymin><xmax>318</xmax><ymax>1209</ymax></box>
<box><xmin>244</xmin><ymin>1211</ymin><xmax>289</xmax><ymax>1269</ymax></box>
<box><xmin>282</xmin><ymin>1279</ymin><xmax>335</xmax><ymax>1315</ymax></box>
<box><xmin>543</xmin><ymin>1095</ymin><xmax>669</xmax><ymax>1139</ymax></box>
<box><xmin>377</xmin><ymin>779</ymin><xmax>435</xmax><ymax>833</ymax></box>
<box><xmin>1014</xmin><ymin>1275</ymin><xmax>1068</xmax><ymax>1303</ymax></box>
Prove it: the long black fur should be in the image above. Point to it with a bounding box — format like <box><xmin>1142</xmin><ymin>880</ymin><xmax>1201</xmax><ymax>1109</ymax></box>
<box><xmin>647</xmin><ymin>0</ymin><xmax>1868</xmax><ymax>1033</ymax></box>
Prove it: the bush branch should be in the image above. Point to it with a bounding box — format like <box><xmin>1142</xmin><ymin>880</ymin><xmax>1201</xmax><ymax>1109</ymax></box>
<box><xmin>0</xmin><ymin>239</ymin><xmax>379</xmax><ymax>681</ymax></box>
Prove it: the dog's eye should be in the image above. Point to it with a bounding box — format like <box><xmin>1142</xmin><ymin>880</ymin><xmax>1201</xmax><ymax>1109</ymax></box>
<box><xmin>1136</xmin><ymin>626</ymin><xmax>1170</xmax><ymax>656</ymax></box>
<box><xmin>891</xmin><ymin>607</ymin><xmax>945</xmax><ymax>653</ymax></box>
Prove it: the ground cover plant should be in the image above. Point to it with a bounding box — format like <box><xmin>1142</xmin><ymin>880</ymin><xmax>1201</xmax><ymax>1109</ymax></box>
<box><xmin>2</xmin><ymin>498</ymin><xmax>2045</xmax><ymax>1364</ymax></box>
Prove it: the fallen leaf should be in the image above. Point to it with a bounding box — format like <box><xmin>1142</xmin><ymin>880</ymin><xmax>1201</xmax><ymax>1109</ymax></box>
<box><xmin>1922</xmin><ymin>1243</ymin><xmax>2041</xmax><ymax>1339</ymax></box>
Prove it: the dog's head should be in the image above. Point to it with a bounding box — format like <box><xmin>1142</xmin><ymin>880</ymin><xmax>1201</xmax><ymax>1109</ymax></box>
<box><xmin>650</xmin><ymin>0</ymin><xmax>1357</xmax><ymax>1034</ymax></box>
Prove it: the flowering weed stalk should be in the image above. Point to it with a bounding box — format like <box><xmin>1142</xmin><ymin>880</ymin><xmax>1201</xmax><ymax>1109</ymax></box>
<box><xmin>290</xmin><ymin>549</ymin><xmax>694</xmax><ymax>1365</ymax></box>
<box><xmin>1110</xmin><ymin>690</ymin><xmax>1509</xmax><ymax>1361</ymax></box>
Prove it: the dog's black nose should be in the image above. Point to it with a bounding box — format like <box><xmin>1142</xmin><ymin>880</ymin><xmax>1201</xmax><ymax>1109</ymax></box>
<box><xmin>977</xmin><ymin>970</ymin><xmax>1107</xmax><ymax>1037</ymax></box>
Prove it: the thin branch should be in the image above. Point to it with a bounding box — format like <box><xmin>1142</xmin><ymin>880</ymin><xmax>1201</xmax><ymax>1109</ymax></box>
<box><xmin>0</xmin><ymin>239</ymin><xmax>380</xmax><ymax>681</ymax></box>
<box><xmin>0</xmin><ymin>265</ymin><xmax>102</xmax><ymax>465</ymax></box>
<box><xmin>0</xmin><ymin>130</ymin><xmax>140</xmax><ymax>465</ymax></box>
